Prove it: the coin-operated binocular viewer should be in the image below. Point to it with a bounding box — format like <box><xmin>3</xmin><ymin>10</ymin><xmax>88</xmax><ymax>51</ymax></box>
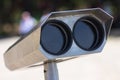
<box><xmin>4</xmin><ymin>8</ymin><xmax>113</xmax><ymax>80</ymax></box>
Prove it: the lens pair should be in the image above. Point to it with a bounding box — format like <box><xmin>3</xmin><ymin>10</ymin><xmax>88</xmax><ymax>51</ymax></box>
<box><xmin>41</xmin><ymin>17</ymin><xmax>104</xmax><ymax>55</ymax></box>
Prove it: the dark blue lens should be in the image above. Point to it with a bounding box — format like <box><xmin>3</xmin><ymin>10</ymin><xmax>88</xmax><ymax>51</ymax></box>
<box><xmin>41</xmin><ymin>20</ymin><xmax>72</xmax><ymax>55</ymax></box>
<box><xmin>73</xmin><ymin>17</ymin><xmax>104</xmax><ymax>51</ymax></box>
<box><xmin>73</xmin><ymin>21</ymin><xmax>96</xmax><ymax>50</ymax></box>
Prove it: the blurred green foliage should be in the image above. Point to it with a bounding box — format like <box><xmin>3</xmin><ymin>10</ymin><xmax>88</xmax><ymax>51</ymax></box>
<box><xmin>0</xmin><ymin>0</ymin><xmax>120</xmax><ymax>37</ymax></box>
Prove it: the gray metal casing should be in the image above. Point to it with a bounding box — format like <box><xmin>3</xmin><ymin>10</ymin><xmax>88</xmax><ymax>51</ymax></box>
<box><xmin>4</xmin><ymin>8</ymin><xmax>113</xmax><ymax>70</ymax></box>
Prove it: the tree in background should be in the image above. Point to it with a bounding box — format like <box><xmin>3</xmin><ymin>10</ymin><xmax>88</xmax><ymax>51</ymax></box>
<box><xmin>0</xmin><ymin>0</ymin><xmax>119</xmax><ymax>37</ymax></box>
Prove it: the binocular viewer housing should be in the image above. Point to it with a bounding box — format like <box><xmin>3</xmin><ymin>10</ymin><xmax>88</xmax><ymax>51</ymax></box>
<box><xmin>4</xmin><ymin>8</ymin><xmax>113</xmax><ymax>70</ymax></box>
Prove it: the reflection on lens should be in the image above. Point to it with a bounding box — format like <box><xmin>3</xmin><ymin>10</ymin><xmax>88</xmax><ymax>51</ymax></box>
<box><xmin>73</xmin><ymin>17</ymin><xmax>104</xmax><ymax>50</ymax></box>
<box><xmin>41</xmin><ymin>20</ymin><xmax>72</xmax><ymax>55</ymax></box>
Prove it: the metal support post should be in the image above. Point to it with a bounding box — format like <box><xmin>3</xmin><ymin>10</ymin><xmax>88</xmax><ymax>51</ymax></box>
<box><xmin>44</xmin><ymin>61</ymin><xmax>59</xmax><ymax>80</ymax></box>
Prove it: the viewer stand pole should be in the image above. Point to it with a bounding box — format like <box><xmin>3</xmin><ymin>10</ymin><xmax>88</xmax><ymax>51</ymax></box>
<box><xmin>44</xmin><ymin>61</ymin><xmax>59</xmax><ymax>80</ymax></box>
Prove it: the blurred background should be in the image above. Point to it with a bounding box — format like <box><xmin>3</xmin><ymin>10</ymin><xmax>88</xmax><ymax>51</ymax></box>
<box><xmin>1</xmin><ymin>0</ymin><xmax>120</xmax><ymax>80</ymax></box>
<box><xmin>0</xmin><ymin>0</ymin><xmax>120</xmax><ymax>38</ymax></box>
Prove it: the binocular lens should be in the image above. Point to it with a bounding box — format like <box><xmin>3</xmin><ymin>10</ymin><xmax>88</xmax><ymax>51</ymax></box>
<box><xmin>41</xmin><ymin>20</ymin><xmax>72</xmax><ymax>55</ymax></box>
<box><xmin>73</xmin><ymin>17</ymin><xmax>104</xmax><ymax>50</ymax></box>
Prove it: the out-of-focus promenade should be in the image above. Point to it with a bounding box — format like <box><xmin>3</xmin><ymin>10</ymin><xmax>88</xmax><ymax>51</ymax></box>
<box><xmin>0</xmin><ymin>36</ymin><xmax>120</xmax><ymax>80</ymax></box>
